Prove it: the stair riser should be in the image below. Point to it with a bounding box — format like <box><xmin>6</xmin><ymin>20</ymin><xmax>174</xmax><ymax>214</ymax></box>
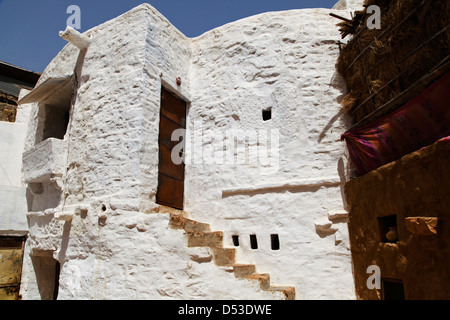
<box><xmin>233</xmin><ymin>265</ymin><xmax>257</xmax><ymax>278</ymax></box>
<box><xmin>212</xmin><ymin>248</ymin><xmax>236</xmax><ymax>266</ymax></box>
<box><xmin>167</xmin><ymin>212</ymin><xmax>296</xmax><ymax>300</ymax></box>
<box><xmin>187</xmin><ymin>231</ymin><xmax>223</xmax><ymax>248</ymax></box>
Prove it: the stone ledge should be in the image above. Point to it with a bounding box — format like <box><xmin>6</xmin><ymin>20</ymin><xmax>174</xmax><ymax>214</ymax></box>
<box><xmin>405</xmin><ymin>217</ymin><xmax>439</xmax><ymax>236</ymax></box>
<box><xmin>222</xmin><ymin>176</ymin><xmax>342</xmax><ymax>197</ymax></box>
<box><xmin>22</xmin><ymin>138</ymin><xmax>68</xmax><ymax>183</ymax></box>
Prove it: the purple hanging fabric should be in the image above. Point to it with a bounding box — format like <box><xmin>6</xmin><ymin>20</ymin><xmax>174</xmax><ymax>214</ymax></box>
<box><xmin>342</xmin><ymin>72</ymin><xmax>450</xmax><ymax>175</ymax></box>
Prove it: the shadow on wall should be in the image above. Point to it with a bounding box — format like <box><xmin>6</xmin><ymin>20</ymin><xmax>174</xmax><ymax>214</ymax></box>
<box><xmin>337</xmin><ymin>157</ymin><xmax>348</xmax><ymax>211</ymax></box>
<box><xmin>30</xmin><ymin>253</ymin><xmax>60</xmax><ymax>300</ymax></box>
<box><xmin>317</xmin><ymin>71</ymin><xmax>350</xmax><ymax>143</ymax></box>
<box><xmin>26</xmin><ymin>181</ymin><xmax>63</xmax><ymax>213</ymax></box>
<box><xmin>222</xmin><ymin>184</ymin><xmax>323</xmax><ymax>198</ymax></box>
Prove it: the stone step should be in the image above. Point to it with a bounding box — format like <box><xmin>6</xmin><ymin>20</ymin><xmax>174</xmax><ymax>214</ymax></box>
<box><xmin>211</xmin><ymin>248</ymin><xmax>235</xmax><ymax>266</ymax></box>
<box><xmin>167</xmin><ymin>212</ymin><xmax>296</xmax><ymax>300</ymax></box>
<box><xmin>234</xmin><ymin>265</ymin><xmax>296</xmax><ymax>300</ymax></box>
<box><xmin>169</xmin><ymin>213</ymin><xmax>186</xmax><ymax>230</ymax></box>
<box><xmin>169</xmin><ymin>214</ymin><xmax>211</xmax><ymax>232</ymax></box>
<box><xmin>233</xmin><ymin>264</ymin><xmax>257</xmax><ymax>278</ymax></box>
<box><xmin>184</xmin><ymin>219</ymin><xmax>211</xmax><ymax>232</ymax></box>
<box><xmin>247</xmin><ymin>273</ymin><xmax>271</xmax><ymax>290</ymax></box>
<box><xmin>269</xmin><ymin>286</ymin><xmax>296</xmax><ymax>300</ymax></box>
<box><xmin>157</xmin><ymin>205</ymin><xmax>189</xmax><ymax>217</ymax></box>
<box><xmin>187</xmin><ymin>230</ymin><xmax>223</xmax><ymax>248</ymax></box>
<box><xmin>328</xmin><ymin>209</ymin><xmax>349</xmax><ymax>223</ymax></box>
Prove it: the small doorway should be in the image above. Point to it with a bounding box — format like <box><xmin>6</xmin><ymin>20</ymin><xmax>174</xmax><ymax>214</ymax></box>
<box><xmin>156</xmin><ymin>87</ymin><xmax>187</xmax><ymax>210</ymax></box>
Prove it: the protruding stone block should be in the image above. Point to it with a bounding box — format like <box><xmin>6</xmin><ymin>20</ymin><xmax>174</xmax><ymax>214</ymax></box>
<box><xmin>247</xmin><ymin>273</ymin><xmax>271</xmax><ymax>290</ymax></box>
<box><xmin>211</xmin><ymin>247</ymin><xmax>235</xmax><ymax>266</ymax></box>
<box><xmin>315</xmin><ymin>218</ymin><xmax>338</xmax><ymax>238</ymax></box>
<box><xmin>187</xmin><ymin>231</ymin><xmax>223</xmax><ymax>248</ymax></box>
<box><xmin>233</xmin><ymin>264</ymin><xmax>256</xmax><ymax>278</ymax></box>
<box><xmin>405</xmin><ymin>217</ymin><xmax>438</xmax><ymax>236</ymax></box>
<box><xmin>328</xmin><ymin>210</ymin><xmax>349</xmax><ymax>223</ymax></box>
<box><xmin>270</xmin><ymin>286</ymin><xmax>296</xmax><ymax>300</ymax></box>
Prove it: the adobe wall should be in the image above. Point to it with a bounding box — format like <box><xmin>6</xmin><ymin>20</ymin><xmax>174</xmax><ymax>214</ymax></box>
<box><xmin>345</xmin><ymin>138</ymin><xmax>450</xmax><ymax>299</ymax></box>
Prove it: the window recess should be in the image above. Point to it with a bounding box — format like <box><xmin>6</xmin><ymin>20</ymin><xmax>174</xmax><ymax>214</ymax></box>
<box><xmin>18</xmin><ymin>75</ymin><xmax>73</xmax><ymax>144</ymax></box>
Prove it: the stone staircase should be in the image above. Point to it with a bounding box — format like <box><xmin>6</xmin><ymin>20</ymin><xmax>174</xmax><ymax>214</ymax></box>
<box><xmin>159</xmin><ymin>206</ymin><xmax>295</xmax><ymax>300</ymax></box>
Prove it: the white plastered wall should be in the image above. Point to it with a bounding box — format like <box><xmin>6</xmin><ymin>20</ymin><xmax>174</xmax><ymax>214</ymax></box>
<box><xmin>185</xmin><ymin>9</ymin><xmax>355</xmax><ymax>299</ymax></box>
<box><xmin>0</xmin><ymin>91</ymin><xmax>34</xmax><ymax>234</ymax></box>
<box><xmin>19</xmin><ymin>3</ymin><xmax>358</xmax><ymax>299</ymax></box>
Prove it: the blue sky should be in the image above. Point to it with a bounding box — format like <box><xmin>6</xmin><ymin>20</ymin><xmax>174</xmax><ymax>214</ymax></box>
<box><xmin>0</xmin><ymin>0</ymin><xmax>339</xmax><ymax>73</ymax></box>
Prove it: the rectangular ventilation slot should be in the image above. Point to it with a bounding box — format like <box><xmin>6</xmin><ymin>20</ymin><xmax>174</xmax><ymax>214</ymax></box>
<box><xmin>271</xmin><ymin>234</ymin><xmax>280</xmax><ymax>250</ymax></box>
<box><xmin>232</xmin><ymin>235</ymin><xmax>240</xmax><ymax>247</ymax></box>
<box><xmin>250</xmin><ymin>234</ymin><xmax>258</xmax><ymax>250</ymax></box>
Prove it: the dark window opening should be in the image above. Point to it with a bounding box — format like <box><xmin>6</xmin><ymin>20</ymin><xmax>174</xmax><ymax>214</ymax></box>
<box><xmin>250</xmin><ymin>234</ymin><xmax>258</xmax><ymax>250</ymax></box>
<box><xmin>271</xmin><ymin>234</ymin><xmax>280</xmax><ymax>250</ymax></box>
<box><xmin>232</xmin><ymin>235</ymin><xmax>240</xmax><ymax>247</ymax></box>
<box><xmin>262</xmin><ymin>108</ymin><xmax>272</xmax><ymax>121</ymax></box>
<box><xmin>378</xmin><ymin>214</ymin><xmax>398</xmax><ymax>243</ymax></box>
<box><xmin>26</xmin><ymin>76</ymin><xmax>73</xmax><ymax>145</ymax></box>
<box><xmin>382</xmin><ymin>279</ymin><xmax>405</xmax><ymax>300</ymax></box>
<box><xmin>42</xmin><ymin>103</ymin><xmax>70</xmax><ymax>141</ymax></box>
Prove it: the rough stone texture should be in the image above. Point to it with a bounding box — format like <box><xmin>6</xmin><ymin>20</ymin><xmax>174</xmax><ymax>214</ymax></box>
<box><xmin>0</xmin><ymin>103</ymin><xmax>17</xmax><ymax>122</ymax></box>
<box><xmin>345</xmin><ymin>138</ymin><xmax>450</xmax><ymax>300</ymax></box>
<box><xmin>18</xmin><ymin>3</ymin><xmax>356</xmax><ymax>300</ymax></box>
<box><xmin>22</xmin><ymin>138</ymin><xmax>67</xmax><ymax>183</ymax></box>
<box><xmin>405</xmin><ymin>217</ymin><xmax>439</xmax><ymax>236</ymax></box>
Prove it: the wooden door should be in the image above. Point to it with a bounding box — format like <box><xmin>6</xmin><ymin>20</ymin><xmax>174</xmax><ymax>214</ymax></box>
<box><xmin>0</xmin><ymin>237</ymin><xmax>25</xmax><ymax>300</ymax></box>
<box><xmin>156</xmin><ymin>87</ymin><xmax>186</xmax><ymax>210</ymax></box>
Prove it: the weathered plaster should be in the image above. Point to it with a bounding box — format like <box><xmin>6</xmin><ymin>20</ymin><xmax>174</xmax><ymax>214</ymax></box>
<box><xmin>18</xmin><ymin>2</ymin><xmax>360</xmax><ymax>299</ymax></box>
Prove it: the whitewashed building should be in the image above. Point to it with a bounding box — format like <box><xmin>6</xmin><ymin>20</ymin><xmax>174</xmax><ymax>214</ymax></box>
<box><xmin>14</xmin><ymin>0</ymin><xmax>362</xmax><ymax>300</ymax></box>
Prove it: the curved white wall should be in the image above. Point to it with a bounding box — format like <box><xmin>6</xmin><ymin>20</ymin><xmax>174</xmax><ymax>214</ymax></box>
<box><xmin>19</xmin><ymin>3</ymin><xmax>356</xmax><ymax>300</ymax></box>
<box><xmin>185</xmin><ymin>9</ymin><xmax>354</xmax><ymax>299</ymax></box>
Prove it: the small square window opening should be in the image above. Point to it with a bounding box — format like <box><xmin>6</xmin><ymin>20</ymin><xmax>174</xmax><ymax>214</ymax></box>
<box><xmin>262</xmin><ymin>108</ymin><xmax>272</xmax><ymax>121</ymax></box>
<box><xmin>378</xmin><ymin>215</ymin><xmax>398</xmax><ymax>243</ymax></box>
